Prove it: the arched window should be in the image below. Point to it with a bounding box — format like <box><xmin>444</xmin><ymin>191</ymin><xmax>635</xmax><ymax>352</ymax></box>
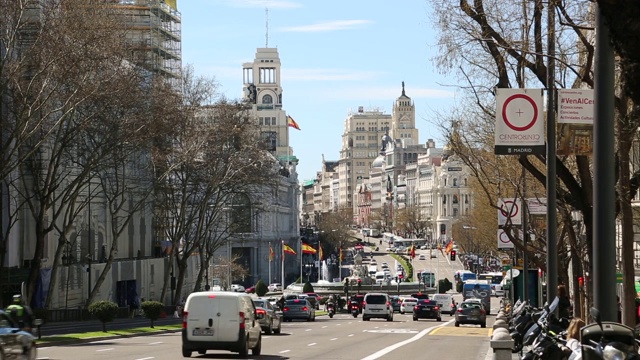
<box><xmin>262</xmin><ymin>94</ymin><xmax>273</xmax><ymax>104</ymax></box>
<box><xmin>453</xmin><ymin>195</ymin><xmax>459</xmax><ymax>204</ymax></box>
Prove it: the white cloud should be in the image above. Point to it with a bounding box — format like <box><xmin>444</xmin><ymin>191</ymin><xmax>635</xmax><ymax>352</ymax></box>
<box><xmin>218</xmin><ymin>0</ymin><xmax>301</xmax><ymax>9</ymax></box>
<box><xmin>283</xmin><ymin>68</ymin><xmax>380</xmax><ymax>81</ymax></box>
<box><xmin>279</xmin><ymin>20</ymin><xmax>372</xmax><ymax>32</ymax></box>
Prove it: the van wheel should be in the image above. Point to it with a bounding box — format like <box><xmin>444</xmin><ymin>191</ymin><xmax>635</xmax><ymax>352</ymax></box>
<box><xmin>181</xmin><ymin>347</ymin><xmax>192</xmax><ymax>358</ymax></box>
<box><xmin>252</xmin><ymin>335</ymin><xmax>262</xmax><ymax>356</ymax></box>
<box><xmin>239</xmin><ymin>337</ymin><xmax>249</xmax><ymax>357</ymax></box>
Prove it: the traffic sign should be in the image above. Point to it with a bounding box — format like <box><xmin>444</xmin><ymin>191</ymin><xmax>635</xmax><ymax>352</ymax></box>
<box><xmin>497</xmin><ymin>229</ymin><xmax>515</xmax><ymax>249</ymax></box>
<box><xmin>495</xmin><ymin>88</ymin><xmax>545</xmax><ymax>155</ymax></box>
<box><xmin>498</xmin><ymin>198</ymin><xmax>522</xmax><ymax>226</ymax></box>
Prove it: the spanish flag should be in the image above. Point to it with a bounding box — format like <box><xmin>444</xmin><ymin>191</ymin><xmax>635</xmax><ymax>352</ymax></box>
<box><xmin>445</xmin><ymin>240</ymin><xmax>454</xmax><ymax>255</ymax></box>
<box><xmin>302</xmin><ymin>242</ymin><xmax>317</xmax><ymax>254</ymax></box>
<box><xmin>410</xmin><ymin>244</ymin><xmax>416</xmax><ymax>259</ymax></box>
<box><xmin>287</xmin><ymin>115</ymin><xmax>301</xmax><ymax>130</ymax></box>
<box><xmin>283</xmin><ymin>244</ymin><xmax>296</xmax><ymax>255</ymax></box>
<box><xmin>339</xmin><ymin>247</ymin><xmax>344</xmax><ymax>262</ymax></box>
<box><xmin>318</xmin><ymin>245</ymin><xmax>324</xmax><ymax>261</ymax></box>
<box><xmin>269</xmin><ymin>245</ymin><xmax>275</xmax><ymax>262</ymax></box>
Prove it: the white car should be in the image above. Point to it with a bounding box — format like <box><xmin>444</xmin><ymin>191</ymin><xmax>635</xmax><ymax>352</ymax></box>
<box><xmin>231</xmin><ymin>284</ymin><xmax>245</xmax><ymax>292</ymax></box>
<box><xmin>400</xmin><ymin>298</ymin><xmax>418</xmax><ymax>314</ymax></box>
<box><xmin>420</xmin><ymin>245</ymin><xmax>428</xmax><ymax>250</ymax></box>
<box><xmin>418</xmin><ymin>254</ymin><xmax>426</xmax><ymax>260</ymax></box>
<box><xmin>362</xmin><ymin>293</ymin><xmax>393</xmax><ymax>321</ymax></box>
<box><xmin>267</xmin><ymin>283</ymin><xmax>282</xmax><ymax>292</ymax></box>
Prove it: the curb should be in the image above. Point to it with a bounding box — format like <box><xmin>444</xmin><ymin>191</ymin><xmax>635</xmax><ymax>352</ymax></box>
<box><xmin>37</xmin><ymin>328</ymin><xmax>182</xmax><ymax>347</ymax></box>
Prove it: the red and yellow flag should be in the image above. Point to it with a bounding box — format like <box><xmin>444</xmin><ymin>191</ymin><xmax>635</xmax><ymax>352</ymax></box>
<box><xmin>318</xmin><ymin>245</ymin><xmax>324</xmax><ymax>261</ymax></box>
<box><xmin>287</xmin><ymin>115</ymin><xmax>301</xmax><ymax>130</ymax></box>
<box><xmin>410</xmin><ymin>244</ymin><xmax>416</xmax><ymax>259</ymax></box>
<box><xmin>269</xmin><ymin>245</ymin><xmax>275</xmax><ymax>261</ymax></box>
<box><xmin>339</xmin><ymin>247</ymin><xmax>344</xmax><ymax>262</ymax></box>
<box><xmin>302</xmin><ymin>242</ymin><xmax>317</xmax><ymax>254</ymax></box>
<box><xmin>445</xmin><ymin>241</ymin><xmax>454</xmax><ymax>255</ymax></box>
<box><xmin>283</xmin><ymin>244</ymin><xmax>296</xmax><ymax>255</ymax></box>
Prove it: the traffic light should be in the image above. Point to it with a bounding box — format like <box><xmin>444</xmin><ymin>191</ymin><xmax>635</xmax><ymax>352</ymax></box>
<box><xmin>450</xmin><ymin>250</ymin><xmax>456</xmax><ymax>261</ymax></box>
<box><xmin>357</xmin><ymin>278</ymin><xmax>362</xmax><ymax>293</ymax></box>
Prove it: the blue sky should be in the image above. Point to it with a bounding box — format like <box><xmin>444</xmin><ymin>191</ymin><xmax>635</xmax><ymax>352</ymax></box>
<box><xmin>179</xmin><ymin>0</ymin><xmax>457</xmax><ymax>181</ymax></box>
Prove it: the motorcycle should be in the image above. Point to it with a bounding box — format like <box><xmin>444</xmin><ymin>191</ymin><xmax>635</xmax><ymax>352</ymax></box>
<box><xmin>351</xmin><ymin>303</ymin><xmax>359</xmax><ymax>318</ymax></box>
<box><xmin>327</xmin><ymin>303</ymin><xmax>336</xmax><ymax>318</ymax></box>
<box><xmin>573</xmin><ymin>308</ymin><xmax>640</xmax><ymax>360</ymax></box>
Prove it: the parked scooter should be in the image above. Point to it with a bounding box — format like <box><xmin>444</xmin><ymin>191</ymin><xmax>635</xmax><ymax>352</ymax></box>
<box><xmin>573</xmin><ymin>308</ymin><xmax>640</xmax><ymax>360</ymax></box>
<box><xmin>327</xmin><ymin>303</ymin><xmax>336</xmax><ymax>318</ymax></box>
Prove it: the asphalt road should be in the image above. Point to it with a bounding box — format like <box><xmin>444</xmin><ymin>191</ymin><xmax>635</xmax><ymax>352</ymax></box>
<box><xmin>37</xmin><ymin>308</ymin><xmax>497</xmax><ymax>360</ymax></box>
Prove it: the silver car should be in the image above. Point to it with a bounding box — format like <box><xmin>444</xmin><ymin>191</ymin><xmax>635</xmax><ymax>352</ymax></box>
<box><xmin>282</xmin><ymin>299</ymin><xmax>315</xmax><ymax>322</ymax></box>
<box><xmin>252</xmin><ymin>299</ymin><xmax>282</xmax><ymax>334</ymax></box>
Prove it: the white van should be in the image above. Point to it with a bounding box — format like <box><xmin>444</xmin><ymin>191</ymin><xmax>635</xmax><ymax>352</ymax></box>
<box><xmin>374</xmin><ymin>271</ymin><xmax>386</xmax><ymax>284</ymax></box>
<box><xmin>432</xmin><ymin>293</ymin><xmax>456</xmax><ymax>316</ymax></box>
<box><xmin>181</xmin><ymin>292</ymin><xmax>264</xmax><ymax>357</ymax></box>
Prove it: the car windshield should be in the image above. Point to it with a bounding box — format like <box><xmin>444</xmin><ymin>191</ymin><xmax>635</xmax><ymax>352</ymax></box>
<box><xmin>252</xmin><ymin>300</ymin><xmax>266</xmax><ymax>308</ymax></box>
<box><xmin>285</xmin><ymin>299</ymin><xmax>306</xmax><ymax>305</ymax></box>
<box><xmin>404</xmin><ymin>298</ymin><xmax>417</xmax><ymax>303</ymax></box>
<box><xmin>366</xmin><ymin>295</ymin><xmax>387</xmax><ymax>304</ymax></box>
<box><xmin>461</xmin><ymin>302</ymin><xmax>482</xmax><ymax>309</ymax></box>
<box><xmin>418</xmin><ymin>299</ymin><xmax>435</xmax><ymax>305</ymax></box>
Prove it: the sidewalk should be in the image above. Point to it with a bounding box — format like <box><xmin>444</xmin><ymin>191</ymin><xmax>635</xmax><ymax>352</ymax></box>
<box><xmin>39</xmin><ymin>315</ymin><xmax>182</xmax><ymax>337</ymax></box>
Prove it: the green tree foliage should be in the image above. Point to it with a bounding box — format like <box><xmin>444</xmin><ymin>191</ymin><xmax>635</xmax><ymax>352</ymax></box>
<box><xmin>141</xmin><ymin>301</ymin><xmax>165</xmax><ymax>328</ymax></box>
<box><xmin>88</xmin><ymin>301</ymin><xmax>119</xmax><ymax>332</ymax></box>
<box><xmin>303</xmin><ymin>281</ymin><xmax>314</xmax><ymax>293</ymax></box>
<box><xmin>438</xmin><ymin>278</ymin><xmax>453</xmax><ymax>293</ymax></box>
<box><xmin>255</xmin><ymin>280</ymin><xmax>268</xmax><ymax>297</ymax></box>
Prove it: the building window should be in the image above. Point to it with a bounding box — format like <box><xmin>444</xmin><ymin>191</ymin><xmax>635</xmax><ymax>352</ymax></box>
<box><xmin>261</xmin><ymin>131</ymin><xmax>277</xmax><ymax>151</ymax></box>
<box><xmin>453</xmin><ymin>178</ymin><xmax>457</xmax><ymax>187</ymax></box>
<box><xmin>453</xmin><ymin>195</ymin><xmax>459</xmax><ymax>204</ymax></box>
<box><xmin>259</xmin><ymin>67</ymin><xmax>276</xmax><ymax>83</ymax></box>
<box><xmin>262</xmin><ymin>94</ymin><xmax>273</xmax><ymax>104</ymax></box>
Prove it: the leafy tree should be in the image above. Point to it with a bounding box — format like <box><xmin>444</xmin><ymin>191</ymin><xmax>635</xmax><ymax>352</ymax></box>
<box><xmin>303</xmin><ymin>281</ymin><xmax>314</xmax><ymax>293</ymax></box>
<box><xmin>438</xmin><ymin>278</ymin><xmax>453</xmax><ymax>293</ymax></box>
<box><xmin>255</xmin><ymin>280</ymin><xmax>268</xmax><ymax>297</ymax></box>
<box><xmin>88</xmin><ymin>301</ymin><xmax>119</xmax><ymax>332</ymax></box>
<box><xmin>141</xmin><ymin>301</ymin><xmax>165</xmax><ymax>328</ymax></box>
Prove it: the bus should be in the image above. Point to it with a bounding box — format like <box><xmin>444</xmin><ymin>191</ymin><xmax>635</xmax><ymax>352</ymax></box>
<box><xmin>420</xmin><ymin>270</ymin><xmax>436</xmax><ymax>288</ymax></box>
<box><xmin>462</xmin><ymin>280</ymin><xmax>492</xmax><ymax>314</ymax></box>
<box><xmin>455</xmin><ymin>270</ymin><xmax>477</xmax><ymax>283</ymax></box>
<box><xmin>392</xmin><ymin>238</ymin><xmax>428</xmax><ymax>250</ymax></box>
<box><xmin>478</xmin><ymin>272</ymin><xmax>504</xmax><ymax>296</ymax></box>
<box><xmin>362</xmin><ymin>228</ymin><xmax>381</xmax><ymax>238</ymax></box>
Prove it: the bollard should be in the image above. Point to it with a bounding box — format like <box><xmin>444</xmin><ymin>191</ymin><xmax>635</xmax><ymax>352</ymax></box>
<box><xmin>34</xmin><ymin>318</ymin><xmax>43</xmax><ymax>340</ymax></box>
<box><xmin>492</xmin><ymin>318</ymin><xmax>508</xmax><ymax>330</ymax></box>
<box><xmin>491</xmin><ymin>328</ymin><xmax>514</xmax><ymax>360</ymax></box>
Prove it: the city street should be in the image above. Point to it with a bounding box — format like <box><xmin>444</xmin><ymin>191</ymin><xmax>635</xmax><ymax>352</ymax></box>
<box><xmin>37</xmin><ymin>308</ymin><xmax>497</xmax><ymax>360</ymax></box>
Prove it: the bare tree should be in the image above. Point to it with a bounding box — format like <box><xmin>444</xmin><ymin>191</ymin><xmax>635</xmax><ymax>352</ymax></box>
<box><xmin>394</xmin><ymin>205</ymin><xmax>433</xmax><ymax>239</ymax></box>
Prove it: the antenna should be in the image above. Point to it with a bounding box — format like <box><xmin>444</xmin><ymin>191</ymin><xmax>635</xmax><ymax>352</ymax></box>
<box><xmin>265</xmin><ymin>7</ymin><xmax>269</xmax><ymax>47</ymax></box>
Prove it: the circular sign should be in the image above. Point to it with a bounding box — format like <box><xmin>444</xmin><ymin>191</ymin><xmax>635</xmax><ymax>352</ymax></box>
<box><xmin>499</xmin><ymin>200</ymin><xmax>519</xmax><ymax>218</ymax></box>
<box><xmin>499</xmin><ymin>231</ymin><xmax>512</xmax><ymax>244</ymax></box>
<box><xmin>502</xmin><ymin>94</ymin><xmax>538</xmax><ymax>131</ymax></box>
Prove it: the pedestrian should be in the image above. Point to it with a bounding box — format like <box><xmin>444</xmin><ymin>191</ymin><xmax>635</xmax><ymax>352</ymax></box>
<box><xmin>6</xmin><ymin>294</ymin><xmax>33</xmax><ymax>332</ymax></box>
<box><xmin>557</xmin><ymin>284</ymin><xmax>572</xmax><ymax>319</ymax></box>
<box><xmin>563</xmin><ymin>317</ymin><xmax>585</xmax><ymax>356</ymax></box>
<box><xmin>617</xmin><ymin>295</ymin><xmax>622</xmax><ymax>323</ymax></box>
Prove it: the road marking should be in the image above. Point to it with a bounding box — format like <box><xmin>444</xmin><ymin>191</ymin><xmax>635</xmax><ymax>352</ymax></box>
<box><xmin>305</xmin><ymin>328</ymin><xmax>312</xmax><ymax>331</ymax></box>
<box><xmin>360</xmin><ymin>319</ymin><xmax>454</xmax><ymax>360</ymax></box>
<box><xmin>330</xmin><ymin>338</ymin><xmax>338</xmax><ymax>341</ymax></box>
<box><xmin>337</xmin><ymin>323</ymin><xmax>342</xmax><ymax>326</ymax></box>
<box><xmin>363</xmin><ymin>329</ymin><xmax>419</xmax><ymax>334</ymax></box>
<box><xmin>135</xmin><ymin>358</ymin><xmax>155</xmax><ymax>360</ymax></box>
<box><xmin>279</xmin><ymin>350</ymin><xmax>290</xmax><ymax>354</ymax></box>
<box><xmin>348</xmin><ymin>334</ymin><xmax>354</xmax><ymax>337</ymax></box>
<box><xmin>96</xmin><ymin>348</ymin><xmax>114</xmax><ymax>352</ymax></box>
<box><xmin>149</xmin><ymin>341</ymin><xmax>163</xmax><ymax>345</ymax></box>
<box><xmin>322</xmin><ymin>325</ymin><xmax>328</xmax><ymax>328</ymax></box>
<box><xmin>308</xmin><ymin>343</ymin><xmax>317</xmax><ymax>346</ymax></box>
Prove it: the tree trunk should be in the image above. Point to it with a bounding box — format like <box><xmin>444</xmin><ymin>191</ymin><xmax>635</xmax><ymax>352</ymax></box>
<box><xmin>87</xmin><ymin>243</ymin><xmax>118</xmax><ymax>305</ymax></box>
<box><xmin>619</xmin><ymin>134</ymin><xmax>636</xmax><ymax>326</ymax></box>
<box><xmin>26</xmin><ymin>218</ymin><xmax>47</xmax><ymax>306</ymax></box>
<box><xmin>44</xmin><ymin>239</ymin><xmax>67</xmax><ymax>309</ymax></box>
<box><xmin>173</xmin><ymin>259</ymin><xmax>188</xmax><ymax>305</ymax></box>
<box><xmin>159</xmin><ymin>253</ymin><xmax>173</xmax><ymax>304</ymax></box>
<box><xmin>193</xmin><ymin>251</ymin><xmax>206</xmax><ymax>292</ymax></box>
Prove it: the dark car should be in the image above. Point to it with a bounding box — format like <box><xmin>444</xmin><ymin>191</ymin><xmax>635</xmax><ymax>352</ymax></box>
<box><xmin>252</xmin><ymin>299</ymin><xmax>282</xmax><ymax>335</ymax></box>
<box><xmin>412</xmin><ymin>299</ymin><xmax>442</xmax><ymax>322</ymax></box>
<box><xmin>390</xmin><ymin>296</ymin><xmax>402</xmax><ymax>312</ymax></box>
<box><xmin>0</xmin><ymin>310</ymin><xmax>38</xmax><ymax>359</ymax></box>
<box><xmin>455</xmin><ymin>300</ymin><xmax>487</xmax><ymax>328</ymax></box>
<box><xmin>282</xmin><ymin>299</ymin><xmax>315</xmax><ymax>322</ymax></box>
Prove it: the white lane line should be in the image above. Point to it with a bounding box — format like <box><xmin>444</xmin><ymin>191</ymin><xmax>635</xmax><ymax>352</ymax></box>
<box><xmin>96</xmin><ymin>348</ymin><xmax>114</xmax><ymax>352</ymax></box>
<box><xmin>322</xmin><ymin>325</ymin><xmax>328</xmax><ymax>328</ymax></box>
<box><xmin>279</xmin><ymin>350</ymin><xmax>291</xmax><ymax>354</ymax></box>
<box><xmin>337</xmin><ymin>323</ymin><xmax>342</xmax><ymax>326</ymax></box>
<box><xmin>308</xmin><ymin>343</ymin><xmax>317</xmax><ymax>346</ymax></box>
<box><xmin>149</xmin><ymin>341</ymin><xmax>163</xmax><ymax>345</ymax></box>
<box><xmin>305</xmin><ymin>328</ymin><xmax>312</xmax><ymax>331</ymax></box>
<box><xmin>330</xmin><ymin>338</ymin><xmax>338</xmax><ymax>341</ymax></box>
<box><xmin>135</xmin><ymin>357</ymin><xmax>155</xmax><ymax>360</ymax></box>
<box><xmin>360</xmin><ymin>319</ymin><xmax>454</xmax><ymax>360</ymax></box>
<box><xmin>348</xmin><ymin>334</ymin><xmax>355</xmax><ymax>337</ymax></box>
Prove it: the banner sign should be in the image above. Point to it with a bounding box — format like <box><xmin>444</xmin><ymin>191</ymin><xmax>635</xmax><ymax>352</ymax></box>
<box><xmin>495</xmin><ymin>89</ymin><xmax>545</xmax><ymax>155</ymax></box>
<box><xmin>558</xmin><ymin>89</ymin><xmax>594</xmax><ymax>124</ymax></box>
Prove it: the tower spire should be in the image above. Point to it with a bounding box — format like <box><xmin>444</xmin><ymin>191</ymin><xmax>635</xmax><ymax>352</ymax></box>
<box><xmin>265</xmin><ymin>7</ymin><xmax>269</xmax><ymax>47</ymax></box>
<box><xmin>401</xmin><ymin>81</ymin><xmax>405</xmax><ymax>96</ymax></box>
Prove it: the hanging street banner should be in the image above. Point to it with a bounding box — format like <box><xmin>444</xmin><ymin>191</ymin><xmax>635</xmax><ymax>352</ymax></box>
<box><xmin>557</xmin><ymin>89</ymin><xmax>594</xmax><ymax>156</ymax></box>
<box><xmin>558</xmin><ymin>89</ymin><xmax>594</xmax><ymax>124</ymax></box>
<box><xmin>498</xmin><ymin>198</ymin><xmax>522</xmax><ymax>226</ymax></box>
<box><xmin>495</xmin><ymin>88</ymin><xmax>545</xmax><ymax>155</ymax></box>
<box><xmin>497</xmin><ymin>229</ymin><xmax>516</xmax><ymax>249</ymax></box>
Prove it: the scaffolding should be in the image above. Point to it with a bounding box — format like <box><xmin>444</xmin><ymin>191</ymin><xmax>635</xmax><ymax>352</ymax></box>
<box><xmin>116</xmin><ymin>0</ymin><xmax>182</xmax><ymax>79</ymax></box>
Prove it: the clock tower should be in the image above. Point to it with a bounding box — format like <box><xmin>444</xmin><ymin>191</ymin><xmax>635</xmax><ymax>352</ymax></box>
<box><xmin>242</xmin><ymin>48</ymin><xmax>289</xmax><ymax>157</ymax></box>
<box><xmin>390</xmin><ymin>81</ymin><xmax>419</xmax><ymax>145</ymax></box>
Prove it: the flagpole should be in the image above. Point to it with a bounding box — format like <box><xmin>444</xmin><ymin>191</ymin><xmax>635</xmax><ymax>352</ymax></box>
<box><xmin>318</xmin><ymin>241</ymin><xmax>322</xmax><ymax>282</ymax></box>
<box><xmin>268</xmin><ymin>242</ymin><xmax>272</xmax><ymax>285</ymax></box>
<box><xmin>281</xmin><ymin>240</ymin><xmax>285</xmax><ymax>290</ymax></box>
<box><xmin>299</xmin><ymin>238</ymin><xmax>303</xmax><ymax>284</ymax></box>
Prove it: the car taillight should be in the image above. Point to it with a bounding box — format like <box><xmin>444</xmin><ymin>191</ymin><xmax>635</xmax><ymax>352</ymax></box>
<box><xmin>362</xmin><ymin>301</ymin><xmax>367</xmax><ymax>307</ymax></box>
<box><xmin>457</xmin><ymin>308</ymin><xmax>463</xmax><ymax>313</ymax></box>
<box><xmin>480</xmin><ymin>309</ymin><xmax>486</xmax><ymax>314</ymax></box>
<box><xmin>239</xmin><ymin>311</ymin><xmax>245</xmax><ymax>329</ymax></box>
<box><xmin>302</xmin><ymin>306</ymin><xmax>308</xmax><ymax>311</ymax></box>
<box><xmin>182</xmin><ymin>311</ymin><xmax>188</xmax><ymax>329</ymax></box>
<box><xmin>414</xmin><ymin>305</ymin><xmax>419</xmax><ymax>310</ymax></box>
<box><xmin>434</xmin><ymin>306</ymin><xmax>439</xmax><ymax>310</ymax></box>
<box><xmin>256</xmin><ymin>309</ymin><xmax>266</xmax><ymax>316</ymax></box>
<box><xmin>283</xmin><ymin>307</ymin><xmax>289</xmax><ymax>312</ymax></box>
